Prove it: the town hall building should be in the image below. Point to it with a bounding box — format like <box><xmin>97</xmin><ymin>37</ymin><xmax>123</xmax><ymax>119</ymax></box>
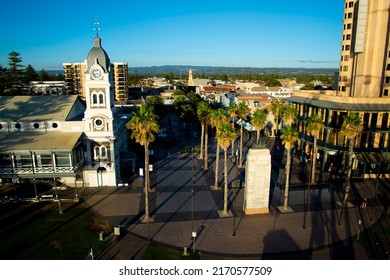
<box><xmin>0</xmin><ymin>32</ymin><xmax>131</xmax><ymax>196</ymax></box>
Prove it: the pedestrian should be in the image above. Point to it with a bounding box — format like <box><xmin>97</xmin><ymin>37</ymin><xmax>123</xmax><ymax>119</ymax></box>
<box><xmin>360</xmin><ymin>198</ymin><xmax>367</xmax><ymax>208</ymax></box>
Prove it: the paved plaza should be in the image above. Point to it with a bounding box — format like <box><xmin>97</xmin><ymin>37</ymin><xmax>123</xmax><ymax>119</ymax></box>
<box><xmin>79</xmin><ymin>135</ymin><xmax>390</xmax><ymax>260</ymax></box>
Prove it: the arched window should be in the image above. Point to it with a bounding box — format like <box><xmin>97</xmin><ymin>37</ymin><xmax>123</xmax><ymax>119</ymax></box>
<box><xmin>99</xmin><ymin>93</ymin><xmax>104</xmax><ymax>105</ymax></box>
<box><xmin>94</xmin><ymin>145</ymin><xmax>108</xmax><ymax>160</ymax></box>
<box><xmin>92</xmin><ymin>93</ymin><xmax>98</xmax><ymax>104</ymax></box>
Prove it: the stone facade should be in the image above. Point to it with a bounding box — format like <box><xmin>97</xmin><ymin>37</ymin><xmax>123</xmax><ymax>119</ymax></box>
<box><xmin>244</xmin><ymin>148</ymin><xmax>271</xmax><ymax>214</ymax></box>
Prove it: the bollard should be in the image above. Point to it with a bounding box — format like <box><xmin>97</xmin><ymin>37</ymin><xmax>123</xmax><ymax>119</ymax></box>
<box><xmin>182</xmin><ymin>246</ymin><xmax>189</xmax><ymax>256</ymax></box>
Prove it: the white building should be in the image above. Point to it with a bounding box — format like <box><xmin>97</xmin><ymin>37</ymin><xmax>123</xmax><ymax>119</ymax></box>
<box><xmin>0</xmin><ymin>33</ymin><xmax>132</xmax><ymax>194</ymax></box>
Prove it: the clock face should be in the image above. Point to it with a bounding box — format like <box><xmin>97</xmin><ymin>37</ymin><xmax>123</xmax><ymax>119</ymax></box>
<box><xmin>91</xmin><ymin>68</ymin><xmax>102</xmax><ymax>79</ymax></box>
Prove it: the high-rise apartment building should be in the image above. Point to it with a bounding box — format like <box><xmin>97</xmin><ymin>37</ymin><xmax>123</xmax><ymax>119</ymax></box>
<box><xmin>288</xmin><ymin>0</ymin><xmax>390</xmax><ymax>177</ymax></box>
<box><xmin>63</xmin><ymin>61</ymin><xmax>128</xmax><ymax>102</ymax></box>
<box><xmin>338</xmin><ymin>0</ymin><xmax>390</xmax><ymax>98</ymax></box>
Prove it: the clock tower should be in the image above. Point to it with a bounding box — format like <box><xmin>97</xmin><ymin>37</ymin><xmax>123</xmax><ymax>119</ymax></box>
<box><xmin>83</xmin><ymin>27</ymin><xmax>123</xmax><ymax>187</ymax></box>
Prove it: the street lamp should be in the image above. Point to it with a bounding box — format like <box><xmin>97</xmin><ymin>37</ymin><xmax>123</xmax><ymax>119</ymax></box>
<box><xmin>191</xmin><ymin>148</ymin><xmax>195</xmax><ymax>235</ymax></box>
<box><xmin>232</xmin><ymin>155</ymin><xmax>238</xmax><ymax>236</ymax></box>
<box><xmin>303</xmin><ymin>157</ymin><xmax>313</xmax><ymax>229</ymax></box>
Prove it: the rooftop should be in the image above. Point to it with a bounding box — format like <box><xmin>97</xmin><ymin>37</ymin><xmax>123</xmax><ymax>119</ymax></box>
<box><xmin>0</xmin><ymin>131</ymin><xmax>83</xmax><ymax>152</ymax></box>
<box><xmin>0</xmin><ymin>95</ymin><xmax>82</xmax><ymax>122</ymax></box>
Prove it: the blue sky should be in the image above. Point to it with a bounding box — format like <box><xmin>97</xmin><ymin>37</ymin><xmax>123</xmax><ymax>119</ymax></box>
<box><xmin>0</xmin><ymin>0</ymin><xmax>344</xmax><ymax>70</ymax></box>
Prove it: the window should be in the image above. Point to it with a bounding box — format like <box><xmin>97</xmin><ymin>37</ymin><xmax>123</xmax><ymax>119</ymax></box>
<box><xmin>384</xmin><ymin>89</ymin><xmax>389</xmax><ymax>96</ymax></box>
<box><xmin>348</xmin><ymin>12</ymin><xmax>353</xmax><ymax>18</ymax></box>
<box><xmin>344</xmin><ymin>55</ymin><xmax>349</xmax><ymax>61</ymax></box>
<box><xmin>92</xmin><ymin>94</ymin><xmax>98</xmax><ymax>104</ymax></box>
<box><xmin>349</xmin><ymin>2</ymin><xmax>354</xmax><ymax>8</ymax></box>
<box><xmin>382</xmin><ymin>113</ymin><xmax>388</xmax><ymax>128</ymax></box>
<box><xmin>15</xmin><ymin>154</ymin><xmax>32</xmax><ymax>167</ymax></box>
<box><xmin>346</xmin><ymin>34</ymin><xmax>351</xmax><ymax>40</ymax></box>
<box><xmin>0</xmin><ymin>154</ymin><xmax>12</xmax><ymax>167</ymax></box>
<box><xmin>91</xmin><ymin>91</ymin><xmax>105</xmax><ymax>106</ymax></box>
<box><xmin>55</xmin><ymin>153</ymin><xmax>71</xmax><ymax>167</ymax></box>
<box><xmin>347</xmin><ymin>23</ymin><xmax>352</xmax><ymax>29</ymax></box>
<box><xmin>387</xmin><ymin>64</ymin><xmax>390</xmax><ymax>71</ymax></box>
<box><xmin>343</xmin><ymin>66</ymin><xmax>348</xmax><ymax>71</ymax></box>
<box><xmin>386</xmin><ymin>77</ymin><xmax>390</xmax><ymax>84</ymax></box>
<box><xmin>94</xmin><ymin>145</ymin><xmax>108</xmax><ymax>160</ymax></box>
<box><xmin>346</xmin><ymin>45</ymin><xmax>350</xmax><ymax>51</ymax></box>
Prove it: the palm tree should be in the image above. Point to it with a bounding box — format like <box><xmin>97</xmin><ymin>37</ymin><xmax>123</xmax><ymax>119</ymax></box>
<box><xmin>228</xmin><ymin>103</ymin><xmax>239</xmax><ymax>157</ymax></box>
<box><xmin>210</xmin><ymin>108</ymin><xmax>229</xmax><ymax>189</ymax></box>
<box><xmin>271</xmin><ymin>99</ymin><xmax>284</xmax><ymax>137</ymax></box>
<box><xmin>126</xmin><ymin>104</ymin><xmax>160</xmax><ymax>222</ymax></box>
<box><xmin>306</xmin><ymin>113</ymin><xmax>325</xmax><ymax>183</ymax></box>
<box><xmin>237</xmin><ymin>102</ymin><xmax>250</xmax><ymax>168</ymax></box>
<box><xmin>251</xmin><ymin>109</ymin><xmax>267</xmax><ymax>145</ymax></box>
<box><xmin>281</xmin><ymin>103</ymin><xmax>297</xmax><ymax>127</ymax></box>
<box><xmin>340</xmin><ymin>112</ymin><xmax>363</xmax><ymax>206</ymax></box>
<box><xmin>216</xmin><ymin>122</ymin><xmax>236</xmax><ymax>214</ymax></box>
<box><xmin>197</xmin><ymin>101</ymin><xmax>211</xmax><ymax>161</ymax></box>
<box><xmin>280</xmin><ymin>125</ymin><xmax>299</xmax><ymax>211</ymax></box>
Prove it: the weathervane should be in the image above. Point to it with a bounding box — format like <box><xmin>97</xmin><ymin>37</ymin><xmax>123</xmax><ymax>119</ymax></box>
<box><xmin>94</xmin><ymin>17</ymin><xmax>100</xmax><ymax>35</ymax></box>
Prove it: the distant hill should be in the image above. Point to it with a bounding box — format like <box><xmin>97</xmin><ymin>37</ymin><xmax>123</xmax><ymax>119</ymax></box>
<box><xmin>127</xmin><ymin>65</ymin><xmax>337</xmax><ymax>76</ymax></box>
<box><xmin>49</xmin><ymin>66</ymin><xmax>337</xmax><ymax>76</ymax></box>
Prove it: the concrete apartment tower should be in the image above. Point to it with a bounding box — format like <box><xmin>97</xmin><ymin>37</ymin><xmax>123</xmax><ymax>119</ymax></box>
<box><xmin>338</xmin><ymin>0</ymin><xmax>390</xmax><ymax>98</ymax></box>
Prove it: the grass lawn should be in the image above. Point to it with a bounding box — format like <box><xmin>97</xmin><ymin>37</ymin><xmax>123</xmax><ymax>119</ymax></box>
<box><xmin>0</xmin><ymin>201</ymin><xmax>112</xmax><ymax>260</ymax></box>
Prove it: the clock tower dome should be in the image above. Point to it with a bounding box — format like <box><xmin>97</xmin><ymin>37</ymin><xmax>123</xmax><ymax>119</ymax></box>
<box><xmin>82</xmin><ymin>24</ymin><xmax>123</xmax><ymax>187</ymax></box>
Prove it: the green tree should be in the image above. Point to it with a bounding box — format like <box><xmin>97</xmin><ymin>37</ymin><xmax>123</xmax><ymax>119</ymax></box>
<box><xmin>173</xmin><ymin>96</ymin><xmax>194</xmax><ymax>137</ymax></box>
<box><xmin>227</xmin><ymin>103</ymin><xmax>239</xmax><ymax>158</ymax></box>
<box><xmin>8</xmin><ymin>51</ymin><xmax>23</xmax><ymax>86</ymax></box>
<box><xmin>210</xmin><ymin>108</ymin><xmax>229</xmax><ymax>189</ymax></box>
<box><xmin>306</xmin><ymin>113</ymin><xmax>325</xmax><ymax>183</ymax></box>
<box><xmin>126</xmin><ymin>104</ymin><xmax>160</xmax><ymax>222</ymax></box>
<box><xmin>23</xmin><ymin>64</ymin><xmax>38</xmax><ymax>83</ymax></box>
<box><xmin>38</xmin><ymin>69</ymin><xmax>50</xmax><ymax>81</ymax></box>
<box><xmin>0</xmin><ymin>64</ymin><xmax>7</xmax><ymax>94</ymax></box>
<box><xmin>271</xmin><ymin>99</ymin><xmax>283</xmax><ymax>137</ymax></box>
<box><xmin>251</xmin><ymin>109</ymin><xmax>267</xmax><ymax>145</ymax></box>
<box><xmin>147</xmin><ymin>95</ymin><xmax>165</xmax><ymax>118</ymax></box>
<box><xmin>280</xmin><ymin>125</ymin><xmax>299</xmax><ymax>210</ymax></box>
<box><xmin>197</xmin><ymin>101</ymin><xmax>211</xmax><ymax>162</ymax></box>
<box><xmin>282</xmin><ymin>104</ymin><xmax>297</xmax><ymax>127</ymax></box>
<box><xmin>216</xmin><ymin>122</ymin><xmax>236</xmax><ymax>214</ymax></box>
<box><xmin>237</xmin><ymin>102</ymin><xmax>250</xmax><ymax>168</ymax></box>
<box><xmin>340</xmin><ymin>112</ymin><xmax>363</xmax><ymax>206</ymax></box>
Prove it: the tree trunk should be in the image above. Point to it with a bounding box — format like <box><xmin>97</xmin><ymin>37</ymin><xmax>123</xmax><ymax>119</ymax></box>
<box><xmin>214</xmin><ymin>143</ymin><xmax>220</xmax><ymax>188</ymax></box>
<box><xmin>199</xmin><ymin>122</ymin><xmax>204</xmax><ymax>160</ymax></box>
<box><xmin>239</xmin><ymin>122</ymin><xmax>243</xmax><ymax>167</ymax></box>
<box><xmin>283</xmin><ymin>148</ymin><xmax>291</xmax><ymax>210</ymax></box>
<box><xmin>343</xmin><ymin>138</ymin><xmax>354</xmax><ymax>206</ymax></box>
<box><xmin>256</xmin><ymin>128</ymin><xmax>260</xmax><ymax>144</ymax></box>
<box><xmin>231</xmin><ymin>121</ymin><xmax>235</xmax><ymax>158</ymax></box>
<box><xmin>223</xmin><ymin>148</ymin><xmax>228</xmax><ymax>214</ymax></box>
<box><xmin>275</xmin><ymin>117</ymin><xmax>279</xmax><ymax>137</ymax></box>
<box><xmin>144</xmin><ymin>144</ymin><xmax>150</xmax><ymax>220</ymax></box>
<box><xmin>310</xmin><ymin>137</ymin><xmax>317</xmax><ymax>184</ymax></box>
<box><xmin>204</xmin><ymin>124</ymin><xmax>209</xmax><ymax>169</ymax></box>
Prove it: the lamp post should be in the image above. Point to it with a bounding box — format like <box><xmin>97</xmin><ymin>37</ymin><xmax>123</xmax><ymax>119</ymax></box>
<box><xmin>191</xmin><ymin>148</ymin><xmax>195</xmax><ymax>235</ymax></box>
<box><xmin>232</xmin><ymin>154</ymin><xmax>238</xmax><ymax>236</ymax></box>
<box><xmin>303</xmin><ymin>156</ymin><xmax>312</xmax><ymax>229</ymax></box>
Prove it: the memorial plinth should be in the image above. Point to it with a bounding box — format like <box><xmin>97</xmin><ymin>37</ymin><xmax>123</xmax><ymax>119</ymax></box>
<box><xmin>244</xmin><ymin>148</ymin><xmax>271</xmax><ymax>214</ymax></box>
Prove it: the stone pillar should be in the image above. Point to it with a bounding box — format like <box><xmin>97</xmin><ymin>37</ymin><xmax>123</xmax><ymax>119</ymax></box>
<box><xmin>244</xmin><ymin>148</ymin><xmax>271</xmax><ymax>214</ymax></box>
